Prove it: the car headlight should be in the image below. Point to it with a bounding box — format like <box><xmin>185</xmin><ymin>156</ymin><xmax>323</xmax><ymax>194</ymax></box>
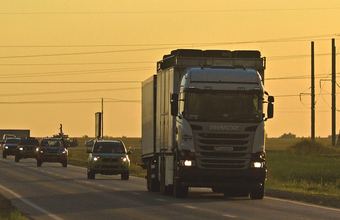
<box><xmin>93</xmin><ymin>157</ymin><xmax>99</xmax><ymax>162</ymax></box>
<box><xmin>121</xmin><ymin>156</ymin><xmax>130</xmax><ymax>162</ymax></box>
<box><xmin>4</xmin><ymin>146</ymin><xmax>8</xmax><ymax>149</ymax></box>
<box><xmin>19</xmin><ymin>147</ymin><xmax>24</xmax><ymax>151</ymax></box>
<box><xmin>251</xmin><ymin>162</ymin><xmax>265</xmax><ymax>168</ymax></box>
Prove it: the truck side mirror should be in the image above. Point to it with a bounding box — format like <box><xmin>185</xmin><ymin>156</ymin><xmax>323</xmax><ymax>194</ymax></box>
<box><xmin>267</xmin><ymin>102</ymin><xmax>274</xmax><ymax>119</ymax></box>
<box><xmin>171</xmin><ymin>93</ymin><xmax>179</xmax><ymax>116</ymax></box>
<box><xmin>268</xmin><ymin>96</ymin><xmax>274</xmax><ymax>103</ymax></box>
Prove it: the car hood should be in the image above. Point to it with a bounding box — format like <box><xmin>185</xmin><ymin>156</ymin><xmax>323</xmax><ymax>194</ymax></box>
<box><xmin>5</xmin><ymin>144</ymin><xmax>19</xmax><ymax>147</ymax></box>
<box><xmin>91</xmin><ymin>153</ymin><xmax>127</xmax><ymax>158</ymax></box>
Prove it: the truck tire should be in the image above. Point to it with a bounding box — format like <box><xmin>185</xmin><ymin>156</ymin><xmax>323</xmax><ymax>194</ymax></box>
<box><xmin>250</xmin><ymin>182</ymin><xmax>265</xmax><ymax>200</ymax></box>
<box><xmin>15</xmin><ymin>155</ymin><xmax>19</xmax><ymax>162</ymax></box>
<box><xmin>121</xmin><ymin>172</ymin><xmax>129</xmax><ymax>180</ymax></box>
<box><xmin>173</xmin><ymin>178</ymin><xmax>188</xmax><ymax>198</ymax></box>
<box><xmin>37</xmin><ymin>160</ymin><xmax>42</xmax><ymax>167</ymax></box>
<box><xmin>3</xmin><ymin>152</ymin><xmax>7</xmax><ymax>158</ymax></box>
<box><xmin>87</xmin><ymin>169</ymin><xmax>95</xmax><ymax>179</ymax></box>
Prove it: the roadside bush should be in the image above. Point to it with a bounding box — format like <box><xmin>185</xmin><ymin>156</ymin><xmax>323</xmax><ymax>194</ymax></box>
<box><xmin>287</xmin><ymin>139</ymin><xmax>338</xmax><ymax>156</ymax></box>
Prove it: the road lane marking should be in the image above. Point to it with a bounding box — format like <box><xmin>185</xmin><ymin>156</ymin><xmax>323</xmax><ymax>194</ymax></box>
<box><xmin>185</xmin><ymin>205</ymin><xmax>197</xmax><ymax>209</ymax></box>
<box><xmin>267</xmin><ymin>197</ymin><xmax>340</xmax><ymax>212</ymax></box>
<box><xmin>222</xmin><ymin>214</ymin><xmax>237</xmax><ymax>218</ymax></box>
<box><xmin>0</xmin><ymin>184</ymin><xmax>63</xmax><ymax>220</ymax></box>
<box><xmin>156</xmin><ymin>198</ymin><xmax>166</xmax><ymax>202</ymax></box>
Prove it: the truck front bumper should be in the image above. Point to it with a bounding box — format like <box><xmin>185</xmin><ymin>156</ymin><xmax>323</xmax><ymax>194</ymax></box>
<box><xmin>177</xmin><ymin>166</ymin><xmax>266</xmax><ymax>190</ymax></box>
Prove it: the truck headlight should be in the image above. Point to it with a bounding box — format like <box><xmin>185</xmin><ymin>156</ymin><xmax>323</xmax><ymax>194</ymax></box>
<box><xmin>5</xmin><ymin>146</ymin><xmax>8</xmax><ymax>149</ymax></box>
<box><xmin>251</xmin><ymin>162</ymin><xmax>264</xmax><ymax>168</ymax></box>
<box><xmin>19</xmin><ymin>147</ymin><xmax>24</xmax><ymax>151</ymax></box>
<box><xmin>180</xmin><ymin>159</ymin><xmax>196</xmax><ymax>167</ymax></box>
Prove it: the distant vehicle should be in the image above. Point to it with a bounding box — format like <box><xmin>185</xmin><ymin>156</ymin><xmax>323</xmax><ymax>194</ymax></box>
<box><xmin>2</xmin><ymin>138</ymin><xmax>21</xmax><ymax>158</ymax></box>
<box><xmin>15</xmin><ymin>137</ymin><xmax>39</xmax><ymax>162</ymax></box>
<box><xmin>36</xmin><ymin>138</ymin><xmax>68</xmax><ymax>167</ymax></box>
<box><xmin>1</xmin><ymin>134</ymin><xmax>16</xmax><ymax>149</ymax></box>
<box><xmin>85</xmin><ymin>139</ymin><xmax>94</xmax><ymax>147</ymax></box>
<box><xmin>87</xmin><ymin>140</ymin><xmax>130</xmax><ymax>180</ymax></box>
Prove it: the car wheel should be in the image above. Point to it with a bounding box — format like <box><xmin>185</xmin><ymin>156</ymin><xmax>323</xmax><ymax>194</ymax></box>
<box><xmin>62</xmin><ymin>161</ymin><xmax>67</xmax><ymax>167</ymax></box>
<box><xmin>15</xmin><ymin>155</ymin><xmax>19</xmax><ymax>162</ymax></box>
<box><xmin>87</xmin><ymin>169</ymin><xmax>95</xmax><ymax>179</ymax></box>
<box><xmin>3</xmin><ymin>152</ymin><xmax>7</xmax><ymax>159</ymax></box>
<box><xmin>37</xmin><ymin>160</ymin><xmax>42</xmax><ymax>167</ymax></box>
<box><xmin>121</xmin><ymin>172</ymin><xmax>129</xmax><ymax>180</ymax></box>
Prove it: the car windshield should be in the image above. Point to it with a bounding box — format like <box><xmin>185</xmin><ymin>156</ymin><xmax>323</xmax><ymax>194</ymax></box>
<box><xmin>5</xmin><ymin>139</ymin><xmax>20</xmax><ymax>144</ymax></box>
<box><xmin>93</xmin><ymin>143</ymin><xmax>125</xmax><ymax>153</ymax></box>
<box><xmin>41</xmin><ymin>139</ymin><xmax>63</xmax><ymax>147</ymax></box>
<box><xmin>183</xmin><ymin>91</ymin><xmax>263</xmax><ymax>122</ymax></box>
<box><xmin>20</xmin><ymin>139</ymin><xmax>39</xmax><ymax>146</ymax></box>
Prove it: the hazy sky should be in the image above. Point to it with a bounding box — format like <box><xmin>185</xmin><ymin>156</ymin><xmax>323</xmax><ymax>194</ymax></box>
<box><xmin>1</xmin><ymin>1</ymin><xmax>340</xmax><ymax>138</ymax></box>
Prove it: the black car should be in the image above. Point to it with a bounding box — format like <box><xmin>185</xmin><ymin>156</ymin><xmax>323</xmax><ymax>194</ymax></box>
<box><xmin>15</xmin><ymin>137</ymin><xmax>39</xmax><ymax>162</ymax></box>
<box><xmin>36</xmin><ymin>138</ymin><xmax>68</xmax><ymax>167</ymax></box>
<box><xmin>2</xmin><ymin>138</ymin><xmax>21</xmax><ymax>158</ymax></box>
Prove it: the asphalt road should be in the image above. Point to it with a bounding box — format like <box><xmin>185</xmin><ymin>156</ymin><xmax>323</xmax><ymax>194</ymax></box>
<box><xmin>1</xmin><ymin>157</ymin><xmax>340</xmax><ymax>220</ymax></box>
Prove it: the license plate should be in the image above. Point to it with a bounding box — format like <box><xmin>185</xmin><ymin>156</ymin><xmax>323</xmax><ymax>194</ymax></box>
<box><xmin>214</xmin><ymin>147</ymin><xmax>233</xmax><ymax>152</ymax></box>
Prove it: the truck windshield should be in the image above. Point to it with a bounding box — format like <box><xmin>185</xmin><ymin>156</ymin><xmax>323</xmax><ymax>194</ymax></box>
<box><xmin>183</xmin><ymin>91</ymin><xmax>262</xmax><ymax>122</ymax></box>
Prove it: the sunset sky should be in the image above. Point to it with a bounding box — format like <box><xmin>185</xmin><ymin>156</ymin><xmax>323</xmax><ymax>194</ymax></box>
<box><xmin>1</xmin><ymin>1</ymin><xmax>340</xmax><ymax>138</ymax></box>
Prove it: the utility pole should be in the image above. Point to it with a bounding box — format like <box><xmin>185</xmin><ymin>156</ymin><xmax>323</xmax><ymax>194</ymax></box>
<box><xmin>101</xmin><ymin>98</ymin><xmax>104</xmax><ymax>139</ymax></box>
<box><xmin>311</xmin><ymin>41</ymin><xmax>315</xmax><ymax>140</ymax></box>
<box><xmin>332</xmin><ymin>39</ymin><xmax>336</xmax><ymax>146</ymax></box>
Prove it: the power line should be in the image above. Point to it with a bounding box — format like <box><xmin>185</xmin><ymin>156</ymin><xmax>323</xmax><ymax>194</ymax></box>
<box><xmin>0</xmin><ymin>87</ymin><xmax>140</xmax><ymax>97</ymax></box>
<box><xmin>0</xmin><ymin>61</ymin><xmax>155</xmax><ymax>66</ymax></box>
<box><xmin>0</xmin><ymin>67</ymin><xmax>154</xmax><ymax>79</ymax></box>
<box><xmin>0</xmin><ymin>34</ymin><xmax>338</xmax><ymax>59</ymax></box>
<box><xmin>0</xmin><ymin>99</ymin><xmax>140</xmax><ymax>105</ymax></box>
<box><xmin>1</xmin><ymin>8</ymin><xmax>340</xmax><ymax>15</ymax></box>
<box><xmin>0</xmin><ymin>81</ymin><xmax>141</xmax><ymax>84</ymax></box>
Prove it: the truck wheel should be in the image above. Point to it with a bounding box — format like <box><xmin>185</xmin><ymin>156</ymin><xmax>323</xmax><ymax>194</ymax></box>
<box><xmin>173</xmin><ymin>179</ymin><xmax>188</xmax><ymax>198</ymax></box>
<box><xmin>15</xmin><ymin>155</ymin><xmax>19</xmax><ymax>162</ymax></box>
<box><xmin>147</xmin><ymin>159</ymin><xmax>160</xmax><ymax>192</ymax></box>
<box><xmin>37</xmin><ymin>160</ymin><xmax>42</xmax><ymax>167</ymax></box>
<box><xmin>121</xmin><ymin>172</ymin><xmax>129</xmax><ymax>180</ymax></box>
<box><xmin>250</xmin><ymin>182</ymin><xmax>265</xmax><ymax>200</ymax></box>
<box><xmin>87</xmin><ymin>169</ymin><xmax>95</xmax><ymax>179</ymax></box>
<box><xmin>3</xmin><ymin>152</ymin><xmax>7</xmax><ymax>159</ymax></box>
<box><xmin>62</xmin><ymin>161</ymin><xmax>67</xmax><ymax>167</ymax></box>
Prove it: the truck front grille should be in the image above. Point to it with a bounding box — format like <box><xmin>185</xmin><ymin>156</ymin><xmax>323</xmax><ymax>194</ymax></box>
<box><xmin>192</xmin><ymin>123</ymin><xmax>255</xmax><ymax>171</ymax></box>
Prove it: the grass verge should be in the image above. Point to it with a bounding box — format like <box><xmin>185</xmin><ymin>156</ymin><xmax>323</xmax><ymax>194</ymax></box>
<box><xmin>0</xmin><ymin>194</ymin><xmax>30</xmax><ymax>220</ymax></box>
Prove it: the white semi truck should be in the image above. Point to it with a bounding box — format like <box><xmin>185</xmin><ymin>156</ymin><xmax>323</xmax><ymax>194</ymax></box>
<box><xmin>141</xmin><ymin>49</ymin><xmax>274</xmax><ymax>199</ymax></box>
